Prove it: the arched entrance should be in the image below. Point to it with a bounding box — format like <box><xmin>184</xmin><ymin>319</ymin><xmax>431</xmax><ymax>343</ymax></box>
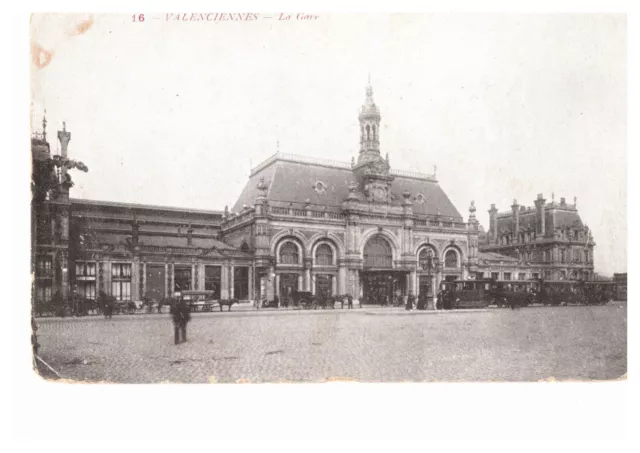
<box><xmin>362</xmin><ymin>235</ymin><xmax>405</xmax><ymax>305</ymax></box>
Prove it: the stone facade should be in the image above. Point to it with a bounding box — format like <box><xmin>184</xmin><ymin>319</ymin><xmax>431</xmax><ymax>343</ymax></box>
<box><xmin>31</xmin><ymin>83</ymin><xmax>599</xmax><ymax>309</ymax></box>
<box><xmin>479</xmin><ymin>194</ymin><xmax>596</xmax><ymax>281</ymax></box>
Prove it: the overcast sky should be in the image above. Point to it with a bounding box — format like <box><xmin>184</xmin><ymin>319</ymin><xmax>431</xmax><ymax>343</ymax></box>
<box><xmin>30</xmin><ymin>13</ymin><xmax>626</xmax><ymax>276</ymax></box>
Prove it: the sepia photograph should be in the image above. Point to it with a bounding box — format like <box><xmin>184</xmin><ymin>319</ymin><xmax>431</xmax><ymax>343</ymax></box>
<box><xmin>27</xmin><ymin>12</ymin><xmax>627</xmax><ymax>386</ymax></box>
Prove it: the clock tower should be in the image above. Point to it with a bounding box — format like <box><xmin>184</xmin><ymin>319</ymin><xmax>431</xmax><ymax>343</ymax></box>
<box><xmin>353</xmin><ymin>80</ymin><xmax>394</xmax><ymax>203</ymax></box>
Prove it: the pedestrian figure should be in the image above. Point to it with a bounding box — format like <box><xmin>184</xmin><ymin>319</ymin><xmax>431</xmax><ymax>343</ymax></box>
<box><xmin>104</xmin><ymin>298</ymin><xmax>114</xmax><ymax>319</ymax></box>
<box><xmin>340</xmin><ymin>295</ymin><xmax>345</xmax><ymax>309</ymax></box>
<box><xmin>406</xmin><ymin>291</ymin><xmax>415</xmax><ymax>311</ymax></box>
<box><xmin>171</xmin><ymin>298</ymin><xmax>191</xmax><ymax>345</ymax></box>
<box><xmin>347</xmin><ymin>294</ymin><xmax>353</xmax><ymax>309</ymax></box>
<box><xmin>417</xmin><ymin>293</ymin><xmax>426</xmax><ymax>310</ymax></box>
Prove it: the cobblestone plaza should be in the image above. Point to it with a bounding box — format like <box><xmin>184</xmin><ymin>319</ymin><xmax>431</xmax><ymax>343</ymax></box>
<box><xmin>36</xmin><ymin>304</ymin><xmax>626</xmax><ymax>383</ymax></box>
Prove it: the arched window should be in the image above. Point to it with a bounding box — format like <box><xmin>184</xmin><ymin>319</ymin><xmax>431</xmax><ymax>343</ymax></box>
<box><xmin>240</xmin><ymin>241</ymin><xmax>250</xmax><ymax>252</ymax></box>
<box><xmin>444</xmin><ymin>250</ymin><xmax>458</xmax><ymax>268</ymax></box>
<box><xmin>372</xmin><ymin>125</ymin><xmax>377</xmax><ymax>140</ymax></box>
<box><xmin>364</xmin><ymin>235</ymin><xmax>392</xmax><ymax>268</ymax></box>
<box><xmin>366</xmin><ymin>124</ymin><xmax>370</xmax><ymax>141</ymax></box>
<box><xmin>315</xmin><ymin>243</ymin><xmax>333</xmax><ymax>266</ymax></box>
<box><xmin>418</xmin><ymin>247</ymin><xmax>437</xmax><ymax>271</ymax></box>
<box><xmin>279</xmin><ymin>242</ymin><xmax>300</xmax><ymax>265</ymax></box>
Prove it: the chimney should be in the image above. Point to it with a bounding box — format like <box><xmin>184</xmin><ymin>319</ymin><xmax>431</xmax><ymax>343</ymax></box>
<box><xmin>560</xmin><ymin>197</ymin><xmax>566</xmax><ymax>207</ymax></box>
<box><xmin>511</xmin><ymin>199</ymin><xmax>520</xmax><ymax>243</ymax></box>
<box><xmin>488</xmin><ymin>204</ymin><xmax>498</xmax><ymax>243</ymax></box>
<box><xmin>534</xmin><ymin>193</ymin><xmax>546</xmax><ymax>237</ymax></box>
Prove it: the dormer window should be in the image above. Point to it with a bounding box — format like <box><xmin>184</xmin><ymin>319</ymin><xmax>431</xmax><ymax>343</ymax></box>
<box><xmin>314</xmin><ymin>181</ymin><xmax>326</xmax><ymax>195</ymax></box>
<box><xmin>415</xmin><ymin>193</ymin><xmax>425</xmax><ymax>204</ymax></box>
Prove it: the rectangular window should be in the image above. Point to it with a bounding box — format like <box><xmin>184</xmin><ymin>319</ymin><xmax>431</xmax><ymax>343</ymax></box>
<box><xmin>37</xmin><ymin>281</ymin><xmax>53</xmax><ymax>301</ymax></box>
<box><xmin>204</xmin><ymin>265</ymin><xmax>221</xmax><ymax>299</ymax></box>
<box><xmin>503</xmin><ymin>272</ymin><xmax>512</xmax><ymax>281</ymax></box>
<box><xmin>111</xmin><ymin>281</ymin><xmax>131</xmax><ymax>301</ymax></box>
<box><xmin>36</xmin><ymin>256</ymin><xmax>52</xmax><ymax>276</ymax></box>
<box><xmin>518</xmin><ymin>273</ymin><xmax>526</xmax><ymax>280</ymax></box>
<box><xmin>491</xmin><ymin>272</ymin><xmax>499</xmax><ymax>280</ymax></box>
<box><xmin>78</xmin><ymin>281</ymin><xmax>97</xmax><ymax>300</ymax></box>
<box><xmin>110</xmin><ymin>263</ymin><xmax>132</xmax><ymax>300</ymax></box>
<box><xmin>532</xmin><ymin>273</ymin><xmax>540</xmax><ymax>280</ymax></box>
<box><xmin>112</xmin><ymin>263</ymin><xmax>132</xmax><ymax>278</ymax></box>
<box><xmin>76</xmin><ymin>262</ymin><xmax>96</xmax><ymax>277</ymax></box>
<box><xmin>174</xmin><ymin>266</ymin><xmax>192</xmax><ymax>292</ymax></box>
<box><xmin>233</xmin><ymin>267</ymin><xmax>249</xmax><ymax>300</ymax></box>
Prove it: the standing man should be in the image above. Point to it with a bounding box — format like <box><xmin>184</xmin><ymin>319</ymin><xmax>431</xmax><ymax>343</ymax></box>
<box><xmin>171</xmin><ymin>297</ymin><xmax>191</xmax><ymax>344</ymax></box>
<box><xmin>347</xmin><ymin>294</ymin><xmax>353</xmax><ymax>309</ymax></box>
<box><xmin>406</xmin><ymin>291</ymin><xmax>415</xmax><ymax>311</ymax></box>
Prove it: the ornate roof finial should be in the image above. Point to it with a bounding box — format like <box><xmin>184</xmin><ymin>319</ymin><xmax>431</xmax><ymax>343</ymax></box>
<box><xmin>552</xmin><ymin>192</ymin><xmax>555</xmax><ymax>202</ymax></box>
<box><xmin>574</xmin><ymin>196</ymin><xmax>577</xmax><ymax>207</ymax></box>
<box><xmin>351</xmin><ymin>156</ymin><xmax>355</xmax><ymax>167</ymax></box>
<box><xmin>385</xmin><ymin>152</ymin><xmax>389</xmax><ymax>164</ymax></box>
<box><xmin>276</xmin><ymin>140</ymin><xmax>280</xmax><ymax>153</ymax></box>
<box><xmin>434</xmin><ymin>165</ymin><xmax>437</xmax><ymax>177</ymax></box>
<box><xmin>257</xmin><ymin>176</ymin><xmax>268</xmax><ymax>193</ymax></box>
<box><xmin>42</xmin><ymin>110</ymin><xmax>47</xmax><ymax>141</ymax></box>
<box><xmin>62</xmin><ymin>121</ymin><xmax>66</xmax><ymax>132</ymax></box>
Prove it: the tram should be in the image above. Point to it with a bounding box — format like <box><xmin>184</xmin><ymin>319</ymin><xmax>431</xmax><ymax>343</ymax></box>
<box><xmin>488</xmin><ymin>280</ymin><xmax>540</xmax><ymax>308</ymax></box>
<box><xmin>438</xmin><ymin>279</ymin><xmax>493</xmax><ymax>309</ymax></box>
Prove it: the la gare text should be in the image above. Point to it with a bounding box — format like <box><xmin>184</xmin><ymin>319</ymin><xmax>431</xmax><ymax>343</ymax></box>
<box><xmin>164</xmin><ymin>13</ymin><xmax>320</xmax><ymax>22</ymax></box>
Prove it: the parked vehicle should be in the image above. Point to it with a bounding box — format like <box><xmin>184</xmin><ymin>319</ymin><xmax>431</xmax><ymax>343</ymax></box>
<box><xmin>439</xmin><ymin>279</ymin><xmax>493</xmax><ymax>309</ymax></box>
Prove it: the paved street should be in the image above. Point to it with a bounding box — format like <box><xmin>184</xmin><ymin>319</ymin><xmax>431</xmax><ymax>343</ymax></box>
<box><xmin>35</xmin><ymin>303</ymin><xmax>627</xmax><ymax>383</ymax></box>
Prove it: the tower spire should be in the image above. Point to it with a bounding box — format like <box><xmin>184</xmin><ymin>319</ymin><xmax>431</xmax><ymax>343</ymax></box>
<box><xmin>357</xmin><ymin>79</ymin><xmax>381</xmax><ymax>165</ymax></box>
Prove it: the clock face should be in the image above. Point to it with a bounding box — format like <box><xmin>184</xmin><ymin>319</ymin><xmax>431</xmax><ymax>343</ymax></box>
<box><xmin>372</xmin><ymin>186</ymin><xmax>387</xmax><ymax>202</ymax></box>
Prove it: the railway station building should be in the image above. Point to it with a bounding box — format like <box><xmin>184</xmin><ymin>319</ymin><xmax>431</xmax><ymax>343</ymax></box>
<box><xmin>32</xmin><ymin>82</ymin><xmax>596</xmax><ymax>309</ymax></box>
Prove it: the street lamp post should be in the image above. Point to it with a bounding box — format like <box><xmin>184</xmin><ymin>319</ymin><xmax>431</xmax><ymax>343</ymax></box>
<box><xmin>420</xmin><ymin>249</ymin><xmax>439</xmax><ymax>310</ymax></box>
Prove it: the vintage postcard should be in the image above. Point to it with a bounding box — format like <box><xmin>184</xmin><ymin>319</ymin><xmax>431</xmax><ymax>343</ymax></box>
<box><xmin>29</xmin><ymin>13</ymin><xmax>626</xmax><ymax>384</ymax></box>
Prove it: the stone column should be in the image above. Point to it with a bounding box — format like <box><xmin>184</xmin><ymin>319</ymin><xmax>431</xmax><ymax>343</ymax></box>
<box><xmin>298</xmin><ymin>274</ymin><xmax>304</xmax><ymax>292</ymax></box>
<box><xmin>164</xmin><ymin>263</ymin><xmax>168</xmax><ymax>298</ymax></box>
<box><xmin>105</xmin><ymin>258</ymin><xmax>112</xmax><ymax>296</ymax></box>
<box><xmin>142</xmin><ymin>262</ymin><xmax>147</xmax><ymax>297</ymax></box>
<box><xmin>434</xmin><ymin>265</ymin><xmax>443</xmax><ymax>310</ymax></box>
<box><xmin>338</xmin><ymin>265</ymin><xmax>347</xmax><ymax>295</ymax></box>
<box><xmin>60</xmin><ymin>251</ymin><xmax>69</xmax><ymax>299</ymax></box>
<box><xmin>305</xmin><ymin>268</ymin><xmax>311</xmax><ymax>292</ymax></box>
<box><xmin>221</xmin><ymin>264</ymin><xmax>229</xmax><ymax>299</ymax></box>
<box><xmin>169</xmin><ymin>263</ymin><xmax>175</xmax><ymax>296</ymax></box>
<box><xmin>229</xmin><ymin>265</ymin><xmax>235</xmax><ymax>298</ymax></box>
<box><xmin>191</xmin><ymin>264</ymin><xmax>196</xmax><ymax>290</ymax></box>
<box><xmin>427</xmin><ymin>274</ymin><xmax>436</xmax><ymax>310</ymax></box>
<box><xmin>248</xmin><ymin>265</ymin><xmax>254</xmax><ymax>302</ymax></box>
<box><xmin>331</xmin><ymin>274</ymin><xmax>337</xmax><ymax>295</ymax></box>
<box><xmin>274</xmin><ymin>274</ymin><xmax>280</xmax><ymax>297</ymax></box>
<box><xmin>198</xmin><ymin>263</ymin><xmax>205</xmax><ymax>290</ymax></box>
<box><xmin>132</xmin><ymin>256</ymin><xmax>140</xmax><ymax>300</ymax></box>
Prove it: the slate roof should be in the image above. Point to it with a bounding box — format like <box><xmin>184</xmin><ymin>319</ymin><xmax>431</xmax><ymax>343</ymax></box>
<box><xmin>478</xmin><ymin>251</ymin><xmax>519</xmax><ymax>263</ymax></box>
<box><xmin>496</xmin><ymin>206</ymin><xmax>584</xmax><ymax>236</ymax></box>
<box><xmin>232</xmin><ymin>154</ymin><xmax>463</xmax><ymax>219</ymax></box>
<box><xmin>553</xmin><ymin>210</ymin><xmax>584</xmax><ymax>229</ymax></box>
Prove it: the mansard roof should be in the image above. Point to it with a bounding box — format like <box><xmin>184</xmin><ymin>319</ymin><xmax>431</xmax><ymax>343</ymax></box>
<box><xmin>494</xmin><ymin>204</ymin><xmax>585</xmax><ymax>235</ymax></box>
<box><xmin>232</xmin><ymin>153</ymin><xmax>463</xmax><ymax>219</ymax></box>
<box><xmin>71</xmin><ymin>198</ymin><xmax>224</xmax><ymax>226</ymax></box>
<box><xmin>478</xmin><ymin>251</ymin><xmax>519</xmax><ymax>263</ymax></box>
